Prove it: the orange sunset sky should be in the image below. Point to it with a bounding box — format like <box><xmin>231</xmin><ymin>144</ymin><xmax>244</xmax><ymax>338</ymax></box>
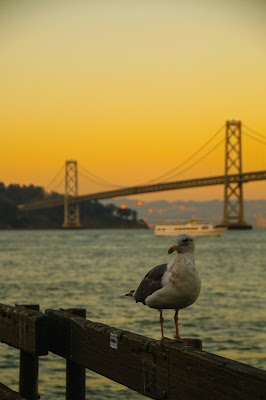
<box><xmin>1</xmin><ymin>0</ymin><xmax>265</xmax><ymax>201</ymax></box>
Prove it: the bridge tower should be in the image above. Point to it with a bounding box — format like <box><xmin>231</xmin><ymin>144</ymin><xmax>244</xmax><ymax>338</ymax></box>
<box><xmin>222</xmin><ymin>120</ymin><xmax>251</xmax><ymax>229</ymax></box>
<box><xmin>62</xmin><ymin>160</ymin><xmax>81</xmax><ymax>228</ymax></box>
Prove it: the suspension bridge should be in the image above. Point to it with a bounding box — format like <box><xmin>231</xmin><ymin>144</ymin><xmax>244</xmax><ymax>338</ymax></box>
<box><xmin>19</xmin><ymin>120</ymin><xmax>266</xmax><ymax>228</ymax></box>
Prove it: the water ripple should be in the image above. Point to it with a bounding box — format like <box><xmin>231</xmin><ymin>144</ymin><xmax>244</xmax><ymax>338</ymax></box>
<box><xmin>0</xmin><ymin>228</ymin><xmax>265</xmax><ymax>399</ymax></box>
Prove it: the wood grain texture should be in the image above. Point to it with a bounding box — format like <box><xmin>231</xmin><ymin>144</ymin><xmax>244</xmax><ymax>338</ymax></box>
<box><xmin>0</xmin><ymin>304</ymin><xmax>48</xmax><ymax>355</ymax></box>
<box><xmin>45</xmin><ymin>309</ymin><xmax>266</xmax><ymax>400</ymax></box>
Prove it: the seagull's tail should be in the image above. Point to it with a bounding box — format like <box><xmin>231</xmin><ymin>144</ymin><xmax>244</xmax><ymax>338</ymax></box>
<box><xmin>125</xmin><ymin>290</ymin><xmax>135</xmax><ymax>298</ymax></box>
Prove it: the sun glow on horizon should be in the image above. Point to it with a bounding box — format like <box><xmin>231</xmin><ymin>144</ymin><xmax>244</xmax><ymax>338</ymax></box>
<box><xmin>0</xmin><ymin>0</ymin><xmax>265</xmax><ymax>200</ymax></box>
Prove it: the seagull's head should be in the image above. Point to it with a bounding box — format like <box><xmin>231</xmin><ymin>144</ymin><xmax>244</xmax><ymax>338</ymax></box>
<box><xmin>168</xmin><ymin>234</ymin><xmax>194</xmax><ymax>254</ymax></box>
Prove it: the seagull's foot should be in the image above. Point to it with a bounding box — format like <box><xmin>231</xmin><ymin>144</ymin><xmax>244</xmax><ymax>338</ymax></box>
<box><xmin>158</xmin><ymin>337</ymin><xmax>176</xmax><ymax>345</ymax></box>
<box><xmin>158</xmin><ymin>337</ymin><xmax>202</xmax><ymax>349</ymax></box>
<box><xmin>174</xmin><ymin>336</ymin><xmax>202</xmax><ymax>349</ymax></box>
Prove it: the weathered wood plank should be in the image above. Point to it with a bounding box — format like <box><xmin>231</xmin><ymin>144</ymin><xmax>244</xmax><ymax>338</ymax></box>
<box><xmin>163</xmin><ymin>344</ymin><xmax>266</xmax><ymax>400</ymax></box>
<box><xmin>0</xmin><ymin>383</ymin><xmax>25</xmax><ymax>400</ymax></box>
<box><xmin>65</xmin><ymin>308</ymin><xmax>86</xmax><ymax>400</ymax></box>
<box><xmin>46</xmin><ymin>309</ymin><xmax>158</xmax><ymax>397</ymax></box>
<box><xmin>0</xmin><ymin>304</ymin><xmax>48</xmax><ymax>355</ymax></box>
<box><xmin>45</xmin><ymin>309</ymin><xmax>266</xmax><ymax>400</ymax></box>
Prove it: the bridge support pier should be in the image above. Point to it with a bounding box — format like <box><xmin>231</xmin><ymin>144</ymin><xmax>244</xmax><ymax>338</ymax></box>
<box><xmin>62</xmin><ymin>160</ymin><xmax>81</xmax><ymax>229</ymax></box>
<box><xmin>221</xmin><ymin>120</ymin><xmax>252</xmax><ymax>229</ymax></box>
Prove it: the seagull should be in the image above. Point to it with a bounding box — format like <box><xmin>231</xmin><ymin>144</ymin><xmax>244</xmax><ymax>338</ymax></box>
<box><xmin>125</xmin><ymin>234</ymin><xmax>201</xmax><ymax>344</ymax></box>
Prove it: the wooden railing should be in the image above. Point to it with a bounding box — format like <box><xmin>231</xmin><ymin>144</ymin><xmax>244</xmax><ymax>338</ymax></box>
<box><xmin>0</xmin><ymin>304</ymin><xmax>265</xmax><ymax>400</ymax></box>
<box><xmin>0</xmin><ymin>304</ymin><xmax>48</xmax><ymax>400</ymax></box>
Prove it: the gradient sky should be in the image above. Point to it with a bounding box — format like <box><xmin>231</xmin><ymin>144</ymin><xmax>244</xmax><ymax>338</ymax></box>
<box><xmin>1</xmin><ymin>0</ymin><xmax>265</xmax><ymax>201</ymax></box>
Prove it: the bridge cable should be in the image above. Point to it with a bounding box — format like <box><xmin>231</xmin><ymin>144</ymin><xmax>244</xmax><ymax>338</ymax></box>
<box><xmin>242</xmin><ymin>124</ymin><xmax>266</xmax><ymax>140</ymax></box>
<box><xmin>79</xmin><ymin>168</ymin><xmax>125</xmax><ymax>189</ymax></box>
<box><xmin>45</xmin><ymin>163</ymin><xmax>65</xmax><ymax>192</ymax></box>
<box><xmin>160</xmin><ymin>137</ymin><xmax>224</xmax><ymax>182</ymax></box>
<box><xmin>79</xmin><ymin>164</ymin><xmax>125</xmax><ymax>188</ymax></box>
<box><xmin>20</xmin><ymin>165</ymin><xmax>65</xmax><ymax>205</ymax></box>
<box><xmin>143</xmin><ymin>124</ymin><xmax>225</xmax><ymax>184</ymax></box>
<box><xmin>242</xmin><ymin>131</ymin><xmax>266</xmax><ymax>146</ymax></box>
<box><xmin>51</xmin><ymin>177</ymin><xmax>65</xmax><ymax>193</ymax></box>
<box><xmin>79</xmin><ymin>124</ymin><xmax>225</xmax><ymax>188</ymax></box>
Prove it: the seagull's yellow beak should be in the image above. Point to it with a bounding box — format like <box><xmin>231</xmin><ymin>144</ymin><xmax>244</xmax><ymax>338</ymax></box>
<box><xmin>168</xmin><ymin>244</ymin><xmax>179</xmax><ymax>254</ymax></box>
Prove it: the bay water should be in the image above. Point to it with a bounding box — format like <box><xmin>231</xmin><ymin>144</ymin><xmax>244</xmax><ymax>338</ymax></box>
<box><xmin>0</xmin><ymin>228</ymin><xmax>265</xmax><ymax>399</ymax></box>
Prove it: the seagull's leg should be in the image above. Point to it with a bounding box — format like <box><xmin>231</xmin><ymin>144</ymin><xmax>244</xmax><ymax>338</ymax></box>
<box><xmin>174</xmin><ymin>310</ymin><xmax>202</xmax><ymax>349</ymax></box>
<box><xmin>174</xmin><ymin>310</ymin><xmax>181</xmax><ymax>340</ymax></box>
<box><xmin>159</xmin><ymin>309</ymin><xmax>164</xmax><ymax>339</ymax></box>
<box><xmin>158</xmin><ymin>310</ymin><xmax>175</xmax><ymax>343</ymax></box>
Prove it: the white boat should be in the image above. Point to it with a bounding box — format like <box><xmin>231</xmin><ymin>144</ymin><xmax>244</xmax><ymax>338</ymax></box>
<box><xmin>154</xmin><ymin>219</ymin><xmax>227</xmax><ymax>237</ymax></box>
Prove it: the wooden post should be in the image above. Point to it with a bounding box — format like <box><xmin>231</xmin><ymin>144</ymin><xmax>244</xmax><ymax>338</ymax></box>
<box><xmin>16</xmin><ymin>304</ymin><xmax>40</xmax><ymax>400</ymax></box>
<box><xmin>65</xmin><ymin>308</ymin><xmax>86</xmax><ymax>400</ymax></box>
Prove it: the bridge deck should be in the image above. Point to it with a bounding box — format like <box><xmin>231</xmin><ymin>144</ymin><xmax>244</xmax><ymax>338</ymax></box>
<box><xmin>19</xmin><ymin>170</ymin><xmax>266</xmax><ymax>211</ymax></box>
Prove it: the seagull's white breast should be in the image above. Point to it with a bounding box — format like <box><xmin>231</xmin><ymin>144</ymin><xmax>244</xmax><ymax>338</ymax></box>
<box><xmin>145</xmin><ymin>253</ymin><xmax>201</xmax><ymax>310</ymax></box>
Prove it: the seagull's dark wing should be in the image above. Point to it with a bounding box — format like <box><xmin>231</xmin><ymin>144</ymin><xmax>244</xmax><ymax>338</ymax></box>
<box><xmin>134</xmin><ymin>263</ymin><xmax>168</xmax><ymax>304</ymax></box>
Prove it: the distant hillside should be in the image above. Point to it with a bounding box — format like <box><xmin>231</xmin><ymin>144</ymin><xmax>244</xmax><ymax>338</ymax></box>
<box><xmin>0</xmin><ymin>182</ymin><xmax>148</xmax><ymax>229</ymax></box>
<box><xmin>100</xmin><ymin>198</ymin><xmax>266</xmax><ymax>228</ymax></box>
